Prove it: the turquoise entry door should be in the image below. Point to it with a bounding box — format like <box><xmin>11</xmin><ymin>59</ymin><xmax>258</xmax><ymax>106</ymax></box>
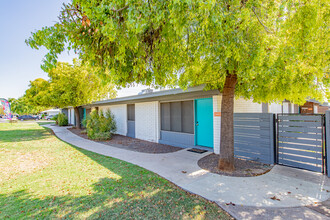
<box><xmin>195</xmin><ymin>98</ymin><xmax>214</xmax><ymax>148</ymax></box>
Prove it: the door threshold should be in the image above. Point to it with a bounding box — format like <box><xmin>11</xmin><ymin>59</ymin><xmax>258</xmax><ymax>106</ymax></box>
<box><xmin>191</xmin><ymin>145</ymin><xmax>213</xmax><ymax>152</ymax></box>
<box><xmin>187</xmin><ymin>148</ymin><xmax>208</xmax><ymax>154</ymax></box>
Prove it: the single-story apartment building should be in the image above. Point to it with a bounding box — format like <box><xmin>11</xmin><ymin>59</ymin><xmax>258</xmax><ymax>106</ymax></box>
<box><xmin>67</xmin><ymin>85</ymin><xmax>299</xmax><ymax>154</ymax></box>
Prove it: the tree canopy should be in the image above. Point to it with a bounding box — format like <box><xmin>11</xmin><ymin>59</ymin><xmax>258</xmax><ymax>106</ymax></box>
<box><xmin>25</xmin><ymin>60</ymin><xmax>116</xmax><ymax>108</ymax></box>
<box><xmin>26</xmin><ymin>0</ymin><xmax>329</xmax><ymax>103</ymax></box>
<box><xmin>8</xmin><ymin>97</ymin><xmax>45</xmax><ymax>115</ymax></box>
<box><xmin>24</xmin><ymin>78</ymin><xmax>51</xmax><ymax>107</ymax></box>
<box><xmin>26</xmin><ymin>0</ymin><xmax>330</xmax><ymax>171</ymax></box>
<box><xmin>25</xmin><ymin>60</ymin><xmax>116</xmax><ymax>127</ymax></box>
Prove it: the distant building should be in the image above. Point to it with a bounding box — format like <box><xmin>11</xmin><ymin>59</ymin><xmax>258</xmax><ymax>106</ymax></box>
<box><xmin>300</xmin><ymin>100</ymin><xmax>330</xmax><ymax>114</ymax></box>
<box><xmin>40</xmin><ymin>109</ymin><xmax>61</xmax><ymax>116</ymax></box>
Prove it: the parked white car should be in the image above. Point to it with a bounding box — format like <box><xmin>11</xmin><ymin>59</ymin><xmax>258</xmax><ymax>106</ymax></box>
<box><xmin>46</xmin><ymin>115</ymin><xmax>56</xmax><ymax>120</ymax></box>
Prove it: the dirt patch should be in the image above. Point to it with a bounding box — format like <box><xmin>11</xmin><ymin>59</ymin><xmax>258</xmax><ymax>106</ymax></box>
<box><xmin>198</xmin><ymin>153</ymin><xmax>273</xmax><ymax>177</ymax></box>
<box><xmin>68</xmin><ymin>128</ymin><xmax>183</xmax><ymax>154</ymax></box>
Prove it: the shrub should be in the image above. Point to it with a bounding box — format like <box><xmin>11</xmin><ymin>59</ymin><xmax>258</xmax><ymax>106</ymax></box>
<box><xmin>57</xmin><ymin>113</ymin><xmax>68</xmax><ymax>126</ymax></box>
<box><xmin>81</xmin><ymin>117</ymin><xmax>87</xmax><ymax>128</ymax></box>
<box><xmin>86</xmin><ymin>110</ymin><xmax>116</xmax><ymax>140</ymax></box>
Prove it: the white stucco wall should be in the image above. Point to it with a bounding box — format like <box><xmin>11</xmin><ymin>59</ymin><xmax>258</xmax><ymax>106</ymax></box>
<box><xmin>234</xmin><ymin>98</ymin><xmax>263</xmax><ymax>113</ymax></box>
<box><xmin>268</xmin><ymin>102</ymin><xmax>300</xmax><ymax>114</ymax></box>
<box><xmin>283</xmin><ymin>102</ymin><xmax>290</xmax><ymax>113</ymax></box>
<box><xmin>213</xmin><ymin>96</ymin><xmax>222</xmax><ymax>154</ymax></box>
<box><xmin>67</xmin><ymin>109</ymin><xmax>71</xmax><ymax>124</ymax></box>
<box><xmin>68</xmin><ymin>108</ymin><xmax>75</xmax><ymax>125</ymax></box>
<box><xmin>292</xmin><ymin>104</ymin><xmax>298</xmax><ymax>114</ymax></box>
<box><xmin>135</xmin><ymin>101</ymin><xmax>160</xmax><ymax>142</ymax></box>
<box><xmin>268</xmin><ymin>103</ymin><xmax>282</xmax><ymax>114</ymax></box>
<box><xmin>42</xmin><ymin>109</ymin><xmax>61</xmax><ymax>116</ymax></box>
<box><xmin>100</xmin><ymin>104</ymin><xmax>127</xmax><ymax>136</ymax></box>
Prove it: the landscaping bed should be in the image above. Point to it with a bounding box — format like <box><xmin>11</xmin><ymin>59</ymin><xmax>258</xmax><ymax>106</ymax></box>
<box><xmin>68</xmin><ymin>127</ymin><xmax>183</xmax><ymax>154</ymax></box>
<box><xmin>0</xmin><ymin>122</ymin><xmax>231</xmax><ymax>219</ymax></box>
<box><xmin>198</xmin><ymin>153</ymin><xmax>273</xmax><ymax>177</ymax></box>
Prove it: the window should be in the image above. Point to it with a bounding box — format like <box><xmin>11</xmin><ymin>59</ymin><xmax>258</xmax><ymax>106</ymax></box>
<box><xmin>127</xmin><ymin>104</ymin><xmax>135</xmax><ymax>121</ymax></box>
<box><xmin>161</xmin><ymin>101</ymin><xmax>194</xmax><ymax>134</ymax></box>
<box><xmin>181</xmin><ymin>101</ymin><xmax>194</xmax><ymax>133</ymax></box>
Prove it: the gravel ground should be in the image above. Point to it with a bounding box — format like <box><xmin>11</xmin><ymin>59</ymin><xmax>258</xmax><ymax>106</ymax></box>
<box><xmin>198</xmin><ymin>153</ymin><xmax>273</xmax><ymax>177</ymax></box>
<box><xmin>68</xmin><ymin>128</ymin><xmax>183</xmax><ymax>154</ymax></box>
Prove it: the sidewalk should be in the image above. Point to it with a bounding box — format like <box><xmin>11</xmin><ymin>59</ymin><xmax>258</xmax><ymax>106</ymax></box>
<box><xmin>46</xmin><ymin>125</ymin><xmax>330</xmax><ymax>219</ymax></box>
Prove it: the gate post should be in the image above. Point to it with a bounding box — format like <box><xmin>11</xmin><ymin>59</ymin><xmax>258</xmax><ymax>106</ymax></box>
<box><xmin>325</xmin><ymin>111</ymin><xmax>330</xmax><ymax>177</ymax></box>
<box><xmin>270</xmin><ymin>113</ymin><xmax>275</xmax><ymax>164</ymax></box>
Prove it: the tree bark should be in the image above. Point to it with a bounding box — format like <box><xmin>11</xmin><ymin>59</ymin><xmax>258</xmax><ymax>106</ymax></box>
<box><xmin>74</xmin><ymin>106</ymin><xmax>81</xmax><ymax>129</ymax></box>
<box><xmin>218</xmin><ymin>73</ymin><xmax>238</xmax><ymax>172</ymax></box>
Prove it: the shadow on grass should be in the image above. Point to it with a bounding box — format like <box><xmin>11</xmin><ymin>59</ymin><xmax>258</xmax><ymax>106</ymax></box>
<box><xmin>0</xmin><ymin>148</ymin><xmax>220</xmax><ymax>219</ymax></box>
<box><xmin>0</xmin><ymin>176</ymin><xmax>147</xmax><ymax>219</ymax></box>
<box><xmin>0</xmin><ymin>125</ymin><xmax>227</xmax><ymax>219</ymax></box>
<box><xmin>0</xmin><ymin>129</ymin><xmax>51</xmax><ymax>143</ymax></box>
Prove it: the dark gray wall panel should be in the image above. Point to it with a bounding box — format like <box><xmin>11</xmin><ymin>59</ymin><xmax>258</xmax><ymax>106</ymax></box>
<box><xmin>127</xmin><ymin>121</ymin><xmax>135</xmax><ymax>138</ymax></box>
<box><xmin>127</xmin><ymin>104</ymin><xmax>135</xmax><ymax>121</ymax></box>
<box><xmin>234</xmin><ymin>113</ymin><xmax>275</xmax><ymax>164</ymax></box>
<box><xmin>170</xmin><ymin>102</ymin><xmax>182</xmax><ymax>132</ymax></box>
<box><xmin>79</xmin><ymin>107</ymin><xmax>84</xmax><ymax>127</ymax></box>
<box><xmin>182</xmin><ymin>101</ymin><xmax>194</xmax><ymax>134</ymax></box>
<box><xmin>262</xmin><ymin>103</ymin><xmax>268</xmax><ymax>113</ymax></box>
<box><xmin>62</xmin><ymin>108</ymin><xmax>68</xmax><ymax>117</ymax></box>
<box><xmin>159</xmin><ymin>131</ymin><xmax>194</xmax><ymax>148</ymax></box>
<box><xmin>161</xmin><ymin>103</ymin><xmax>170</xmax><ymax>131</ymax></box>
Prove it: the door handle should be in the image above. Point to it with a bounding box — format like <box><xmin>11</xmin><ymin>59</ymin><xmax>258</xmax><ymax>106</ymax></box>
<box><xmin>196</xmin><ymin>121</ymin><xmax>199</xmax><ymax>126</ymax></box>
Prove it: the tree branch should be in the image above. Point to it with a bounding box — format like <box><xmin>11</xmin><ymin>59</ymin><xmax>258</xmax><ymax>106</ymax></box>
<box><xmin>252</xmin><ymin>7</ymin><xmax>274</xmax><ymax>34</ymax></box>
<box><xmin>111</xmin><ymin>5</ymin><xmax>129</xmax><ymax>13</ymax></box>
<box><xmin>66</xmin><ymin>6</ymin><xmax>79</xmax><ymax>26</ymax></box>
<box><xmin>317</xmin><ymin>80</ymin><xmax>328</xmax><ymax>95</ymax></box>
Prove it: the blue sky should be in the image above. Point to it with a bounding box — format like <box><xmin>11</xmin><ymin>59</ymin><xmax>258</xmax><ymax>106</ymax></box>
<box><xmin>0</xmin><ymin>0</ymin><xmax>149</xmax><ymax>99</ymax></box>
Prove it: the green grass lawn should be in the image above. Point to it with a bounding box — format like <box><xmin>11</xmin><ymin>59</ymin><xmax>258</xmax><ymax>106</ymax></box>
<box><xmin>0</xmin><ymin>123</ymin><xmax>231</xmax><ymax>219</ymax></box>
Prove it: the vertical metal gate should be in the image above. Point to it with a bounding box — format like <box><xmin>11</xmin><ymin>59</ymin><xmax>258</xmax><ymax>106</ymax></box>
<box><xmin>277</xmin><ymin>114</ymin><xmax>326</xmax><ymax>173</ymax></box>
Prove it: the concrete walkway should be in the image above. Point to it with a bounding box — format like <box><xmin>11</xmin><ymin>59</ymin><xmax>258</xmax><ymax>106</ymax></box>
<box><xmin>46</xmin><ymin>125</ymin><xmax>330</xmax><ymax>219</ymax></box>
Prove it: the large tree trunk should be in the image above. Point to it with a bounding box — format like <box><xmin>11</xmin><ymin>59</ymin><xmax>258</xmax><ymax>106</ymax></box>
<box><xmin>218</xmin><ymin>73</ymin><xmax>237</xmax><ymax>172</ymax></box>
<box><xmin>74</xmin><ymin>106</ymin><xmax>81</xmax><ymax>129</ymax></box>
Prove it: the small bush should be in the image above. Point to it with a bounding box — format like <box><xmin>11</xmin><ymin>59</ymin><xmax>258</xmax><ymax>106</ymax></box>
<box><xmin>57</xmin><ymin>113</ymin><xmax>68</xmax><ymax>126</ymax></box>
<box><xmin>86</xmin><ymin>110</ymin><xmax>116</xmax><ymax>140</ymax></box>
<box><xmin>81</xmin><ymin>118</ymin><xmax>87</xmax><ymax>128</ymax></box>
